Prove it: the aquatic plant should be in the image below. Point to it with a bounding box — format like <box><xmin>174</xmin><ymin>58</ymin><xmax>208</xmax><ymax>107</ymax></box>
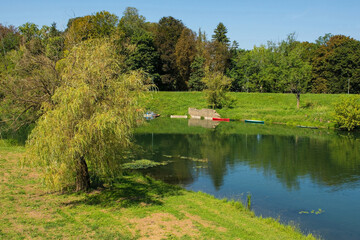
<box><xmin>246</xmin><ymin>193</ymin><xmax>252</xmax><ymax>210</ymax></box>
<box><xmin>122</xmin><ymin>159</ymin><xmax>169</xmax><ymax>170</ymax></box>
<box><xmin>299</xmin><ymin>208</ymin><xmax>324</xmax><ymax>215</ymax></box>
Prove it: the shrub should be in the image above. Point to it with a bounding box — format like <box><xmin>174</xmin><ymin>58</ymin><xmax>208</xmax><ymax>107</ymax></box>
<box><xmin>334</xmin><ymin>96</ymin><xmax>360</xmax><ymax>131</ymax></box>
<box><xmin>202</xmin><ymin>70</ymin><xmax>233</xmax><ymax>109</ymax></box>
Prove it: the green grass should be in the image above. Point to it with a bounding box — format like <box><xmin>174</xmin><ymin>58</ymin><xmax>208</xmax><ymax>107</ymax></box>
<box><xmin>142</xmin><ymin>91</ymin><xmax>348</xmax><ymax>128</ymax></box>
<box><xmin>0</xmin><ymin>145</ymin><xmax>316</xmax><ymax>239</ymax></box>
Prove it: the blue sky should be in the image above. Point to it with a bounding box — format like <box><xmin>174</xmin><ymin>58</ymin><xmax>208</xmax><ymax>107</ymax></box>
<box><xmin>1</xmin><ymin>0</ymin><xmax>359</xmax><ymax>49</ymax></box>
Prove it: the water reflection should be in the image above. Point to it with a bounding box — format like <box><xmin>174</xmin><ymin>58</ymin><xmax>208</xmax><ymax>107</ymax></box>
<box><xmin>135</xmin><ymin>123</ymin><xmax>360</xmax><ymax>191</ymax></box>
<box><xmin>188</xmin><ymin>118</ymin><xmax>220</xmax><ymax>128</ymax></box>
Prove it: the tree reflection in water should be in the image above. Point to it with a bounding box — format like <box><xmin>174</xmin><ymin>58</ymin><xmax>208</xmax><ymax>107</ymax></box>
<box><xmin>135</xmin><ymin>119</ymin><xmax>360</xmax><ymax>191</ymax></box>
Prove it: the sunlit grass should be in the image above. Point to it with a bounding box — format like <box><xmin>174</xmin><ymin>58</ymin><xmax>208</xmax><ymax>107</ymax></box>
<box><xmin>143</xmin><ymin>92</ymin><xmax>347</xmax><ymax>128</ymax></box>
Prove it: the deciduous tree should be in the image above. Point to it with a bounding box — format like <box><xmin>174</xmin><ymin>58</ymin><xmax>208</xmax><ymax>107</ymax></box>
<box><xmin>312</xmin><ymin>35</ymin><xmax>360</xmax><ymax>93</ymax></box>
<box><xmin>65</xmin><ymin>11</ymin><xmax>118</xmax><ymax>49</ymax></box>
<box><xmin>280</xmin><ymin>43</ymin><xmax>312</xmax><ymax>108</ymax></box>
<box><xmin>175</xmin><ymin>28</ymin><xmax>196</xmax><ymax>89</ymax></box>
<box><xmin>0</xmin><ymin>44</ymin><xmax>61</xmax><ymax>130</ymax></box>
<box><xmin>117</xmin><ymin>8</ymin><xmax>160</xmax><ymax>83</ymax></box>
<box><xmin>154</xmin><ymin>16</ymin><xmax>184</xmax><ymax>90</ymax></box>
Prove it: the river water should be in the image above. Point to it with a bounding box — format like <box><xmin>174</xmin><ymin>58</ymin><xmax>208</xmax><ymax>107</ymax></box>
<box><xmin>134</xmin><ymin>118</ymin><xmax>360</xmax><ymax>240</ymax></box>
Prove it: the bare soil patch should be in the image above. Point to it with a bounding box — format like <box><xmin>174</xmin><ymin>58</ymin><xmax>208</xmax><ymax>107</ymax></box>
<box><xmin>129</xmin><ymin>212</ymin><xmax>199</xmax><ymax>240</ymax></box>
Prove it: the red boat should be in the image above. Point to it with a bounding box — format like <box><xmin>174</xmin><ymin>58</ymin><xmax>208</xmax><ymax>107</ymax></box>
<box><xmin>212</xmin><ymin>118</ymin><xmax>230</xmax><ymax>122</ymax></box>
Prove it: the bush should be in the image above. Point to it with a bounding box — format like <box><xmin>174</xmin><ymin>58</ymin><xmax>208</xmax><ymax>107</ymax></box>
<box><xmin>202</xmin><ymin>71</ymin><xmax>234</xmax><ymax>109</ymax></box>
<box><xmin>334</xmin><ymin>96</ymin><xmax>360</xmax><ymax>131</ymax></box>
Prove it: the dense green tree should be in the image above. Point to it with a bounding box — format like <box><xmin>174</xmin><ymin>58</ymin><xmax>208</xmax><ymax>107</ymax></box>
<box><xmin>91</xmin><ymin>11</ymin><xmax>118</xmax><ymax>38</ymax></box>
<box><xmin>18</xmin><ymin>22</ymin><xmax>40</xmax><ymax>42</ymax></box>
<box><xmin>312</xmin><ymin>35</ymin><xmax>360</xmax><ymax>93</ymax></box>
<box><xmin>229</xmin><ymin>45</ymin><xmax>280</xmax><ymax>93</ymax></box>
<box><xmin>0</xmin><ymin>45</ymin><xmax>61</xmax><ymax>130</ymax></box>
<box><xmin>154</xmin><ymin>16</ymin><xmax>185</xmax><ymax>90</ymax></box>
<box><xmin>18</xmin><ymin>23</ymin><xmax>45</xmax><ymax>55</ymax></box>
<box><xmin>118</xmin><ymin>7</ymin><xmax>146</xmax><ymax>38</ymax></box>
<box><xmin>0</xmin><ymin>23</ymin><xmax>64</xmax><ymax>129</ymax></box>
<box><xmin>228</xmin><ymin>33</ymin><xmax>315</xmax><ymax>96</ymax></box>
<box><xmin>189</xmin><ymin>56</ymin><xmax>206</xmax><ymax>91</ymax></box>
<box><xmin>0</xmin><ymin>24</ymin><xmax>21</xmax><ymax>73</ymax></box>
<box><xmin>64</xmin><ymin>15</ymin><xmax>94</xmax><ymax>48</ymax></box>
<box><xmin>206</xmin><ymin>41</ymin><xmax>230</xmax><ymax>73</ymax></box>
<box><xmin>126</xmin><ymin>31</ymin><xmax>160</xmax><ymax>83</ymax></box>
<box><xmin>0</xmin><ymin>24</ymin><xmax>21</xmax><ymax>57</ymax></box>
<box><xmin>227</xmin><ymin>49</ymin><xmax>251</xmax><ymax>92</ymax></box>
<box><xmin>248</xmin><ymin>45</ymin><xmax>272</xmax><ymax>92</ymax></box>
<box><xmin>44</xmin><ymin>34</ymin><xmax>64</xmax><ymax>61</ymax></box>
<box><xmin>0</xmin><ymin>22</ymin><xmax>64</xmax><ymax>130</ymax></box>
<box><xmin>175</xmin><ymin>28</ymin><xmax>197</xmax><ymax>89</ymax></box>
<box><xmin>38</xmin><ymin>23</ymin><xmax>65</xmax><ymax>61</ymax></box>
<box><xmin>117</xmin><ymin>8</ymin><xmax>160</xmax><ymax>84</ymax></box>
<box><xmin>65</xmin><ymin>11</ymin><xmax>118</xmax><ymax>49</ymax></box>
<box><xmin>27</xmin><ymin>39</ymin><xmax>150</xmax><ymax>191</ymax></box>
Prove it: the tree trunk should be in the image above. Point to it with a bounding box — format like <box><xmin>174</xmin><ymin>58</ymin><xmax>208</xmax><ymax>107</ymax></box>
<box><xmin>75</xmin><ymin>156</ymin><xmax>90</xmax><ymax>192</ymax></box>
<box><xmin>296</xmin><ymin>92</ymin><xmax>300</xmax><ymax>109</ymax></box>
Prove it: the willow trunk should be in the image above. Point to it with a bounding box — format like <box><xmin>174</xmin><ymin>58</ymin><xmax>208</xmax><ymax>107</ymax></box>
<box><xmin>76</xmin><ymin>156</ymin><xmax>90</xmax><ymax>191</ymax></box>
<box><xmin>296</xmin><ymin>92</ymin><xmax>300</xmax><ymax>109</ymax></box>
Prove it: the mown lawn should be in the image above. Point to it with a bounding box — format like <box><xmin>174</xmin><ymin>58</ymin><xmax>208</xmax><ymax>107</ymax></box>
<box><xmin>142</xmin><ymin>91</ymin><xmax>347</xmax><ymax>128</ymax></box>
<box><xmin>0</xmin><ymin>143</ymin><xmax>316</xmax><ymax>239</ymax></box>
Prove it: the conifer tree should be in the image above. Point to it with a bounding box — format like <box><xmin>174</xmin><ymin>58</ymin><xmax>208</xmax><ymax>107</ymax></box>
<box><xmin>212</xmin><ymin>22</ymin><xmax>230</xmax><ymax>46</ymax></box>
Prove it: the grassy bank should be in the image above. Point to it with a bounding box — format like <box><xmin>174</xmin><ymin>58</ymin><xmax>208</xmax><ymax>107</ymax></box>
<box><xmin>0</xmin><ymin>145</ymin><xmax>316</xmax><ymax>239</ymax></box>
<box><xmin>143</xmin><ymin>92</ymin><xmax>347</xmax><ymax>128</ymax></box>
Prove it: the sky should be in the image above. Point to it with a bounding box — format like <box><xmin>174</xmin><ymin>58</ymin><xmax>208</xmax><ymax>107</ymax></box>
<box><xmin>1</xmin><ymin>0</ymin><xmax>359</xmax><ymax>50</ymax></box>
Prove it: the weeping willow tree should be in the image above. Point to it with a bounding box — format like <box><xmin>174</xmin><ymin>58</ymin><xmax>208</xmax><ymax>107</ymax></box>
<box><xmin>27</xmin><ymin>38</ymin><xmax>150</xmax><ymax>191</ymax></box>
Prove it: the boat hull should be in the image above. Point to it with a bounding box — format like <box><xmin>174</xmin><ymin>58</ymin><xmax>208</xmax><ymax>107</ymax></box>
<box><xmin>245</xmin><ymin>120</ymin><xmax>264</xmax><ymax>124</ymax></box>
<box><xmin>213</xmin><ymin>118</ymin><xmax>230</xmax><ymax>122</ymax></box>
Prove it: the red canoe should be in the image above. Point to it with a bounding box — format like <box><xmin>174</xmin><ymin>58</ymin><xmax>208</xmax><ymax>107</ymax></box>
<box><xmin>212</xmin><ymin>118</ymin><xmax>230</xmax><ymax>122</ymax></box>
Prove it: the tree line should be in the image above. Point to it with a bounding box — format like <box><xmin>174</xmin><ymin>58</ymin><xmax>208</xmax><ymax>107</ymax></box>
<box><xmin>2</xmin><ymin>8</ymin><xmax>360</xmax><ymax>94</ymax></box>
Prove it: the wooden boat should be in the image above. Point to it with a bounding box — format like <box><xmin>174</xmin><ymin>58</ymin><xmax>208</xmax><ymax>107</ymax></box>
<box><xmin>297</xmin><ymin>125</ymin><xmax>318</xmax><ymax>129</ymax></box>
<box><xmin>213</xmin><ymin>118</ymin><xmax>230</xmax><ymax>122</ymax></box>
<box><xmin>245</xmin><ymin>120</ymin><xmax>264</xmax><ymax>124</ymax></box>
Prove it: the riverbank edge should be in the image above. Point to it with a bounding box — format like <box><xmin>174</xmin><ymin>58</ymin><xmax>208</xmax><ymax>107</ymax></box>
<box><xmin>142</xmin><ymin>91</ymin><xmax>352</xmax><ymax>129</ymax></box>
<box><xmin>0</xmin><ymin>146</ymin><xmax>316</xmax><ymax>239</ymax></box>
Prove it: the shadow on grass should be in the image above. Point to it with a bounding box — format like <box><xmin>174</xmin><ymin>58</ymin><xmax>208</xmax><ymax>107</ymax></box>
<box><xmin>64</xmin><ymin>174</ymin><xmax>183</xmax><ymax>208</ymax></box>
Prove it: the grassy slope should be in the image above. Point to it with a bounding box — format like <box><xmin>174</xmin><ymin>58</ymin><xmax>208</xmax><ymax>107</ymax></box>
<box><xmin>0</xmin><ymin>145</ymin><xmax>316</xmax><ymax>240</ymax></box>
<box><xmin>143</xmin><ymin>91</ymin><xmax>346</xmax><ymax>128</ymax></box>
